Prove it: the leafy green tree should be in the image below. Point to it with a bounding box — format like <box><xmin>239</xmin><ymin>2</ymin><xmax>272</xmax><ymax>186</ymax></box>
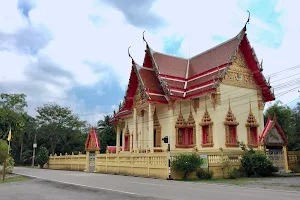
<box><xmin>36</xmin><ymin>103</ymin><xmax>86</xmax><ymax>155</ymax></box>
<box><xmin>172</xmin><ymin>153</ymin><xmax>202</xmax><ymax>179</ymax></box>
<box><xmin>36</xmin><ymin>147</ymin><xmax>49</xmax><ymax>169</ymax></box>
<box><xmin>97</xmin><ymin>115</ymin><xmax>116</xmax><ymax>153</ymax></box>
<box><xmin>290</xmin><ymin>103</ymin><xmax>300</xmax><ymax>151</ymax></box>
<box><xmin>264</xmin><ymin>101</ymin><xmax>295</xmax><ymax>149</ymax></box>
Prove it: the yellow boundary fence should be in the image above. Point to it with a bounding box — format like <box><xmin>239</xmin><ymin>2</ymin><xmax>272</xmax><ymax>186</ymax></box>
<box><xmin>46</xmin><ymin>151</ymin><xmax>300</xmax><ymax>179</ymax></box>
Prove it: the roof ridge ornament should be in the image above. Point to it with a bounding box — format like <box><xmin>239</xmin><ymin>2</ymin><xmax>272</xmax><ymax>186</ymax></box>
<box><xmin>128</xmin><ymin>46</ymin><xmax>135</xmax><ymax>64</ymax></box>
<box><xmin>143</xmin><ymin>31</ymin><xmax>149</xmax><ymax>46</ymax></box>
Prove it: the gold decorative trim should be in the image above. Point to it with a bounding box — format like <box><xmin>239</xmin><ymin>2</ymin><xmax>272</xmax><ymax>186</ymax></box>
<box><xmin>192</xmin><ymin>98</ymin><xmax>199</xmax><ymax>114</ymax></box>
<box><xmin>153</xmin><ymin>109</ymin><xmax>161</xmax><ymax>147</ymax></box>
<box><xmin>257</xmin><ymin>90</ymin><xmax>265</xmax><ymax>110</ymax></box>
<box><xmin>200</xmin><ymin>98</ymin><xmax>214</xmax><ymax>147</ymax></box>
<box><xmin>175</xmin><ymin>103</ymin><xmax>196</xmax><ymax>148</ymax></box>
<box><xmin>246</xmin><ymin>101</ymin><xmax>259</xmax><ymax>147</ymax></box>
<box><xmin>224</xmin><ymin>98</ymin><xmax>239</xmax><ymax>147</ymax></box>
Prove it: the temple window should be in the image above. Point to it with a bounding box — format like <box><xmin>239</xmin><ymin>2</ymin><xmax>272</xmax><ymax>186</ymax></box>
<box><xmin>199</xmin><ymin>102</ymin><xmax>214</xmax><ymax>147</ymax></box>
<box><xmin>175</xmin><ymin>104</ymin><xmax>195</xmax><ymax>148</ymax></box>
<box><xmin>224</xmin><ymin>100</ymin><xmax>239</xmax><ymax>147</ymax></box>
<box><xmin>124</xmin><ymin>125</ymin><xmax>130</xmax><ymax>151</ymax></box>
<box><xmin>246</xmin><ymin>102</ymin><xmax>259</xmax><ymax>147</ymax></box>
<box><xmin>153</xmin><ymin>110</ymin><xmax>161</xmax><ymax>148</ymax></box>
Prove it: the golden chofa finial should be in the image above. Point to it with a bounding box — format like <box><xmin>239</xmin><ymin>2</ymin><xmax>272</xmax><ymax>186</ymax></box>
<box><xmin>246</xmin><ymin>10</ymin><xmax>250</xmax><ymax>24</ymax></box>
<box><xmin>142</xmin><ymin>31</ymin><xmax>148</xmax><ymax>44</ymax></box>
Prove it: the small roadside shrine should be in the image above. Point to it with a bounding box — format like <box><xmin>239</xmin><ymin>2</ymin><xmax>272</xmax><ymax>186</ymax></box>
<box><xmin>85</xmin><ymin>128</ymin><xmax>100</xmax><ymax>172</ymax></box>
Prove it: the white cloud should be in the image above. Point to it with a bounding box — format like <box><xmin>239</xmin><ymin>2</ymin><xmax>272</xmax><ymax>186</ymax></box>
<box><xmin>0</xmin><ymin>0</ymin><xmax>299</xmax><ymax>125</ymax></box>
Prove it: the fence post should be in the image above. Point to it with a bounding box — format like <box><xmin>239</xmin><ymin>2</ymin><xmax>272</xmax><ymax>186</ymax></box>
<box><xmin>131</xmin><ymin>152</ymin><xmax>133</xmax><ymax>176</ymax></box>
<box><xmin>85</xmin><ymin>151</ymin><xmax>90</xmax><ymax>172</ymax></box>
<box><xmin>105</xmin><ymin>153</ymin><xmax>108</xmax><ymax>173</ymax></box>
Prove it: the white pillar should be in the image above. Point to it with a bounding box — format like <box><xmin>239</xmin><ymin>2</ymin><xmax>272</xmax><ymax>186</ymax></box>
<box><xmin>116</xmin><ymin>125</ymin><xmax>120</xmax><ymax>154</ymax></box>
<box><xmin>148</xmin><ymin>104</ymin><xmax>154</xmax><ymax>153</ymax></box>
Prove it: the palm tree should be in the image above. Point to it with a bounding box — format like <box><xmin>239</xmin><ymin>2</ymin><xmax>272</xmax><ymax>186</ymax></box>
<box><xmin>97</xmin><ymin>115</ymin><xmax>116</xmax><ymax>153</ymax></box>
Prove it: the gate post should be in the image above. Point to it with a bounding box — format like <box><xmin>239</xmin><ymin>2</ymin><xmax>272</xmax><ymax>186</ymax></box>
<box><xmin>282</xmin><ymin>145</ymin><xmax>290</xmax><ymax>172</ymax></box>
<box><xmin>84</xmin><ymin>151</ymin><xmax>90</xmax><ymax>172</ymax></box>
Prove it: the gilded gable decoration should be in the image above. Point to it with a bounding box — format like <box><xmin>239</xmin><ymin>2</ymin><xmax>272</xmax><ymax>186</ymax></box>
<box><xmin>211</xmin><ymin>88</ymin><xmax>221</xmax><ymax>110</ymax></box>
<box><xmin>222</xmin><ymin>51</ymin><xmax>258</xmax><ymax>89</ymax></box>
<box><xmin>134</xmin><ymin>87</ymin><xmax>148</xmax><ymax>112</ymax></box>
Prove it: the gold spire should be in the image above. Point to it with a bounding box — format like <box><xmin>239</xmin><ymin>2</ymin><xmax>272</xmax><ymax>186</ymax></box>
<box><xmin>246</xmin><ymin>100</ymin><xmax>259</xmax><ymax>127</ymax></box>
<box><xmin>224</xmin><ymin>97</ymin><xmax>239</xmax><ymax>126</ymax></box>
<box><xmin>175</xmin><ymin>102</ymin><xmax>186</xmax><ymax>128</ymax></box>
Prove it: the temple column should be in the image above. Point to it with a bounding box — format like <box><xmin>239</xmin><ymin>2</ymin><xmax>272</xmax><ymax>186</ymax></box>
<box><xmin>133</xmin><ymin>108</ymin><xmax>137</xmax><ymax>151</ymax></box>
<box><xmin>148</xmin><ymin>104</ymin><xmax>154</xmax><ymax>153</ymax></box>
<box><xmin>116</xmin><ymin>124</ymin><xmax>120</xmax><ymax>154</ymax></box>
<box><xmin>122</xmin><ymin>127</ymin><xmax>125</xmax><ymax>152</ymax></box>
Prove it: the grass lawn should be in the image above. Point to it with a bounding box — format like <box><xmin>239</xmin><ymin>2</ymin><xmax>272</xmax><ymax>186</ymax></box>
<box><xmin>0</xmin><ymin>175</ymin><xmax>30</xmax><ymax>184</ymax></box>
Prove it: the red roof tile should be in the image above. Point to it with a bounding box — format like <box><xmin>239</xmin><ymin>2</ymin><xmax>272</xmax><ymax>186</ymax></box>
<box><xmin>152</xmin><ymin>53</ymin><xmax>188</xmax><ymax>78</ymax></box>
<box><xmin>139</xmin><ymin>68</ymin><xmax>163</xmax><ymax>93</ymax></box>
<box><xmin>188</xmin><ymin>38</ymin><xmax>240</xmax><ymax>78</ymax></box>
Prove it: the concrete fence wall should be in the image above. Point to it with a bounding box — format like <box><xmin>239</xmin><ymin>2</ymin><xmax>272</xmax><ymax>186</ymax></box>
<box><xmin>288</xmin><ymin>151</ymin><xmax>300</xmax><ymax>173</ymax></box>
<box><xmin>46</xmin><ymin>151</ymin><xmax>300</xmax><ymax>179</ymax></box>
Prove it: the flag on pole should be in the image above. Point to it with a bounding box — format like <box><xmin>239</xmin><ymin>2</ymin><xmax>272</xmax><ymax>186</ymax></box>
<box><xmin>7</xmin><ymin>128</ymin><xmax>12</xmax><ymax>141</ymax></box>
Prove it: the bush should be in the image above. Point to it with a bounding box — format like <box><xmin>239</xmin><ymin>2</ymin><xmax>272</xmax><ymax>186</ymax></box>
<box><xmin>228</xmin><ymin>167</ymin><xmax>240</xmax><ymax>179</ymax></box>
<box><xmin>36</xmin><ymin>147</ymin><xmax>49</xmax><ymax>169</ymax></box>
<box><xmin>0</xmin><ymin>156</ymin><xmax>14</xmax><ymax>175</ymax></box>
<box><xmin>241</xmin><ymin>149</ymin><xmax>278</xmax><ymax>177</ymax></box>
<box><xmin>196</xmin><ymin>168</ymin><xmax>214</xmax><ymax>180</ymax></box>
<box><xmin>172</xmin><ymin>153</ymin><xmax>202</xmax><ymax>179</ymax></box>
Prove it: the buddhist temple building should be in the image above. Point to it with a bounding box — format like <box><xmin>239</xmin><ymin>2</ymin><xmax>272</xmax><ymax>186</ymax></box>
<box><xmin>110</xmin><ymin>15</ymin><xmax>276</xmax><ymax>154</ymax></box>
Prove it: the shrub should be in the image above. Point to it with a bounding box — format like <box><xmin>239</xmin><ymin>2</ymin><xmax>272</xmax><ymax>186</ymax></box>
<box><xmin>36</xmin><ymin>147</ymin><xmax>49</xmax><ymax>169</ymax></box>
<box><xmin>241</xmin><ymin>149</ymin><xmax>278</xmax><ymax>177</ymax></box>
<box><xmin>196</xmin><ymin>168</ymin><xmax>214</xmax><ymax>180</ymax></box>
<box><xmin>228</xmin><ymin>167</ymin><xmax>240</xmax><ymax>179</ymax></box>
<box><xmin>0</xmin><ymin>156</ymin><xmax>14</xmax><ymax>175</ymax></box>
<box><xmin>172</xmin><ymin>153</ymin><xmax>202</xmax><ymax>179</ymax></box>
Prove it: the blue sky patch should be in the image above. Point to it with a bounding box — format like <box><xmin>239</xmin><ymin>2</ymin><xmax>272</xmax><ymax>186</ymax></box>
<box><xmin>238</xmin><ymin>0</ymin><xmax>283</xmax><ymax>48</ymax></box>
<box><xmin>163</xmin><ymin>36</ymin><xmax>184</xmax><ymax>56</ymax></box>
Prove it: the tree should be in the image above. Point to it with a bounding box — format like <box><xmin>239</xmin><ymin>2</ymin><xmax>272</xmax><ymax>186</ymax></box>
<box><xmin>36</xmin><ymin>103</ymin><xmax>86</xmax><ymax>155</ymax></box>
<box><xmin>0</xmin><ymin>93</ymin><xmax>27</xmax><ymax>140</ymax></box>
<box><xmin>290</xmin><ymin>103</ymin><xmax>300</xmax><ymax>151</ymax></box>
<box><xmin>36</xmin><ymin>147</ymin><xmax>49</xmax><ymax>169</ymax></box>
<box><xmin>97</xmin><ymin>115</ymin><xmax>116</xmax><ymax>153</ymax></box>
<box><xmin>264</xmin><ymin>101</ymin><xmax>295</xmax><ymax>149</ymax></box>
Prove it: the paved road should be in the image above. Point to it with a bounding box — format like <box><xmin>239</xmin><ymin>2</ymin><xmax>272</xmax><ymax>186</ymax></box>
<box><xmin>0</xmin><ymin>179</ymin><xmax>164</xmax><ymax>200</ymax></box>
<box><xmin>14</xmin><ymin>167</ymin><xmax>300</xmax><ymax>200</ymax></box>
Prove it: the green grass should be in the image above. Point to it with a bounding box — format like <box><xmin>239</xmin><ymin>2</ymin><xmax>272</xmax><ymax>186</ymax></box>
<box><xmin>0</xmin><ymin>175</ymin><xmax>30</xmax><ymax>184</ymax></box>
<box><xmin>181</xmin><ymin>177</ymin><xmax>267</xmax><ymax>185</ymax></box>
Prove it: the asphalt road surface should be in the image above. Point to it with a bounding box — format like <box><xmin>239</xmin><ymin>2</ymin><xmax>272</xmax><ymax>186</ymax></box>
<box><xmin>13</xmin><ymin>167</ymin><xmax>300</xmax><ymax>200</ymax></box>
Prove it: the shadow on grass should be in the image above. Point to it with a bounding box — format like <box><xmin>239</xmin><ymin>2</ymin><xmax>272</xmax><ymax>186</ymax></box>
<box><xmin>1</xmin><ymin>175</ymin><xmax>30</xmax><ymax>184</ymax></box>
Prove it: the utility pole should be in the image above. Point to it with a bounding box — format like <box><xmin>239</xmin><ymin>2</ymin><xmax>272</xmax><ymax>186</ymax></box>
<box><xmin>32</xmin><ymin>128</ymin><xmax>37</xmax><ymax>167</ymax></box>
<box><xmin>162</xmin><ymin>136</ymin><xmax>173</xmax><ymax>180</ymax></box>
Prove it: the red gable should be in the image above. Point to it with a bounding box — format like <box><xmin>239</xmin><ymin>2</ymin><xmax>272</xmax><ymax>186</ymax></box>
<box><xmin>85</xmin><ymin>128</ymin><xmax>100</xmax><ymax>151</ymax></box>
<box><xmin>259</xmin><ymin>114</ymin><xmax>287</xmax><ymax>145</ymax></box>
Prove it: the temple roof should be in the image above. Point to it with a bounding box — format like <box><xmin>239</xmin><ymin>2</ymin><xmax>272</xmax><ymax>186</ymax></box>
<box><xmin>110</xmin><ymin>13</ymin><xmax>275</xmax><ymax>124</ymax></box>
<box><xmin>259</xmin><ymin>114</ymin><xmax>287</xmax><ymax>145</ymax></box>
<box><xmin>85</xmin><ymin>128</ymin><xmax>100</xmax><ymax>151</ymax></box>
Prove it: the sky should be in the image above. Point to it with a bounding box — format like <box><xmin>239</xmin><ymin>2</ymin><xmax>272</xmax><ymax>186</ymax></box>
<box><xmin>0</xmin><ymin>0</ymin><xmax>299</xmax><ymax>125</ymax></box>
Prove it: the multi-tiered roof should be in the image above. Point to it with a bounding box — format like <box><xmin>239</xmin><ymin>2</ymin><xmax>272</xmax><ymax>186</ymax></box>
<box><xmin>111</xmin><ymin>13</ymin><xmax>275</xmax><ymax>124</ymax></box>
